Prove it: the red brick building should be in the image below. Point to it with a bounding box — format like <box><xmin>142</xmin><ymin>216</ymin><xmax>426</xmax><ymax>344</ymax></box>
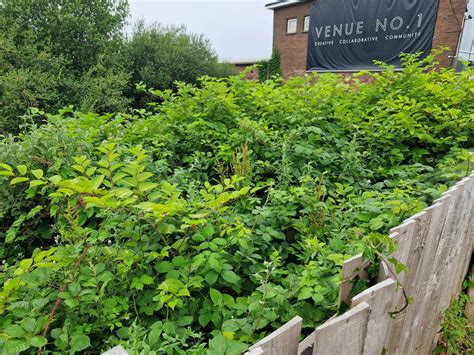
<box><xmin>231</xmin><ymin>59</ymin><xmax>261</xmax><ymax>80</ymax></box>
<box><xmin>266</xmin><ymin>0</ymin><xmax>469</xmax><ymax>78</ymax></box>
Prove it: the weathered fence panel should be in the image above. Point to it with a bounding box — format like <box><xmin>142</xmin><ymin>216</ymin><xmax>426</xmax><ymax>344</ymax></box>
<box><xmin>313</xmin><ymin>302</ymin><xmax>370</xmax><ymax>355</ymax></box>
<box><xmin>247</xmin><ymin>316</ymin><xmax>303</xmax><ymax>355</ymax></box>
<box><xmin>245</xmin><ymin>173</ymin><xmax>474</xmax><ymax>355</ymax></box>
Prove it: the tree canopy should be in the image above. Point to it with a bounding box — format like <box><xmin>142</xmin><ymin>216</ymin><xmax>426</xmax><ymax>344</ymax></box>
<box><xmin>0</xmin><ymin>0</ymin><xmax>235</xmax><ymax>134</ymax></box>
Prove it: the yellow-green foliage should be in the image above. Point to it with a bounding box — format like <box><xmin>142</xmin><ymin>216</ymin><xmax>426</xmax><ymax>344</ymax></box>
<box><xmin>0</xmin><ymin>55</ymin><xmax>472</xmax><ymax>353</ymax></box>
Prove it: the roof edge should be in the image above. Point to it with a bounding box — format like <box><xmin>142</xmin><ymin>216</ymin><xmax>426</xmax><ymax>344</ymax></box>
<box><xmin>265</xmin><ymin>1</ymin><xmax>310</xmax><ymax>10</ymax></box>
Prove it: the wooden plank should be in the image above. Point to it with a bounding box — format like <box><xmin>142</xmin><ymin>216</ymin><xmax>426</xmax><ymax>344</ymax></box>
<box><xmin>385</xmin><ymin>201</ymin><xmax>443</xmax><ymax>353</ymax></box>
<box><xmin>397</xmin><ymin>199</ymin><xmax>452</xmax><ymax>353</ymax></box>
<box><xmin>396</xmin><ymin>176</ymin><xmax>473</xmax><ymax>354</ymax></box>
<box><xmin>417</xmin><ymin>176</ymin><xmax>473</xmax><ymax>353</ymax></box>
<box><xmin>248</xmin><ymin>316</ymin><xmax>302</xmax><ymax>355</ymax></box>
<box><xmin>338</xmin><ymin>253</ymin><xmax>369</xmax><ymax>307</ymax></box>
<box><xmin>351</xmin><ymin>278</ymin><xmax>396</xmax><ymax>354</ymax></box>
<box><xmin>245</xmin><ymin>347</ymin><xmax>264</xmax><ymax>355</ymax></box>
<box><xmin>313</xmin><ymin>302</ymin><xmax>370</xmax><ymax>355</ymax></box>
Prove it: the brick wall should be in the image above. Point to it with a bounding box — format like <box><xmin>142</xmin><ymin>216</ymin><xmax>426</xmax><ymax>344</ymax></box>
<box><xmin>272</xmin><ymin>2</ymin><xmax>312</xmax><ymax>78</ymax></box>
<box><xmin>271</xmin><ymin>0</ymin><xmax>468</xmax><ymax>77</ymax></box>
<box><xmin>432</xmin><ymin>0</ymin><xmax>467</xmax><ymax>66</ymax></box>
<box><xmin>234</xmin><ymin>64</ymin><xmax>259</xmax><ymax>80</ymax></box>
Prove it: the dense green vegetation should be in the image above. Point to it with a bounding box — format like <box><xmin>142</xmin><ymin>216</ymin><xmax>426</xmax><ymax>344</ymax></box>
<box><xmin>0</xmin><ymin>54</ymin><xmax>472</xmax><ymax>354</ymax></box>
<box><xmin>258</xmin><ymin>48</ymin><xmax>281</xmax><ymax>82</ymax></box>
<box><xmin>0</xmin><ymin>0</ymin><xmax>235</xmax><ymax>134</ymax></box>
<box><xmin>436</xmin><ymin>275</ymin><xmax>474</xmax><ymax>354</ymax></box>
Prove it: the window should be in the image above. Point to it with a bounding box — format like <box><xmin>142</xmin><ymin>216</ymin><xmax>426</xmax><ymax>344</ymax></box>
<box><xmin>303</xmin><ymin>16</ymin><xmax>310</xmax><ymax>32</ymax></box>
<box><xmin>287</xmin><ymin>18</ymin><xmax>297</xmax><ymax>34</ymax></box>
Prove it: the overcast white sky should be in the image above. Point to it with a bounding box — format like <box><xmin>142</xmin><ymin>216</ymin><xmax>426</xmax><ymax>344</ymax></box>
<box><xmin>128</xmin><ymin>0</ymin><xmax>274</xmax><ymax>62</ymax></box>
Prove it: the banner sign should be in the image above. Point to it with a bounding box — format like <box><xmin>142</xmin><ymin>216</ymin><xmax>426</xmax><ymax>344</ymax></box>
<box><xmin>307</xmin><ymin>0</ymin><xmax>440</xmax><ymax>71</ymax></box>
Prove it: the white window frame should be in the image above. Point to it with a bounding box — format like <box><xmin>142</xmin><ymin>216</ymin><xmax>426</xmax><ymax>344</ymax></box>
<box><xmin>287</xmin><ymin>18</ymin><xmax>297</xmax><ymax>34</ymax></box>
<box><xmin>303</xmin><ymin>16</ymin><xmax>310</xmax><ymax>32</ymax></box>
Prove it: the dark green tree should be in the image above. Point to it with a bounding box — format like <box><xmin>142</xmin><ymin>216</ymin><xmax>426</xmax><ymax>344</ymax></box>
<box><xmin>126</xmin><ymin>21</ymin><xmax>235</xmax><ymax>106</ymax></box>
<box><xmin>0</xmin><ymin>0</ymin><xmax>129</xmax><ymax>74</ymax></box>
<box><xmin>0</xmin><ymin>0</ymin><xmax>131</xmax><ymax>133</ymax></box>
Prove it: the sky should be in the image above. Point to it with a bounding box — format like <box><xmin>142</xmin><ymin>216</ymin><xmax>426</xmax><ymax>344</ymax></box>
<box><xmin>128</xmin><ymin>0</ymin><xmax>274</xmax><ymax>62</ymax></box>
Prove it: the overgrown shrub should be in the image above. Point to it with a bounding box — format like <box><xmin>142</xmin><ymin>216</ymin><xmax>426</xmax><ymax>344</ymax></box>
<box><xmin>126</xmin><ymin>21</ymin><xmax>236</xmax><ymax>107</ymax></box>
<box><xmin>0</xmin><ymin>0</ymin><xmax>236</xmax><ymax>134</ymax></box>
<box><xmin>258</xmin><ymin>48</ymin><xmax>281</xmax><ymax>81</ymax></box>
<box><xmin>0</xmin><ymin>55</ymin><xmax>472</xmax><ymax>354</ymax></box>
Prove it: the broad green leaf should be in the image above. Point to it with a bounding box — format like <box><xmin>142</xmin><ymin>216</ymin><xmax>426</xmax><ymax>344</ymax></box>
<box><xmin>209</xmin><ymin>288</ymin><xmax>222</xmax><ymax>304</ymax></box>
<box><xmin>31</xmin><ymin>169</ymin><xmax>44</xmax><ymax>179</ymax></box>
<box><xmin>4</xmin><ymin>324</ymin><xmax>26</xmax><ymax>337</ymax></box>
<box><xmin>177</xmin><ymin>316</ymin><xmax>193</xmax><ymax>326</ymax></box>
<box><xmin>0</xmin><ymin>170</ymin><xmax>14</xmax><ymax>176</ymax></box>
<box><xmin>298</xmin><ymin>287</ymin><xmax>313</xmax><ymax>300</ymax></box>
<box><xmin>30</xmin><ymin>180</ymin><xmax>46</xmax><ymax>188</ymax></box>
<box><xmin>70</xmin><ymin>333</ymin><xmax>90</xmax><ymax>353</ymax></box>
<box><xmin>30</xmin><ymin>336</ymin><xmax>48</xmax><ymax>348</ymax></box>
<box><xmin>0</xmin><ymin>163</ymin><xmax>13</xmax><ymax>171</ymax></box>
<box><xmin>205</xmin><ymin>271</ymin><xmax>219</xmax><ymax>285</ymax></box>
<box><xmin>140</xmin><ymin>274</ymin><xmax>154</xmax><ymax>285</ymax></box>
<box><xmin>21</xmin><ymin>317</ymin><xmax>37</xmax><ymax>333</ymax></box>
<box><xmin>11</xmin><ymin>177</ymin><xmax>29</xmax><ymax>185</ymax></box>
<box><xmin>16</xmin><ymin>165</ymin><xmax>27</xmax><ymax>175</ymax></box>
<box><xmin>3</xmin><ymin>339</ymin><xmax>30</xmax><ymax>353</ymax></box>
<box><xmin>221</xmin><ymin>270</ymin><xmax>240</xmax><ymax>284</ymax></box>
<box><xmin>208</xmin><ymin>334</ymin><xmax>227</xmax><ymax>353</ymax></box>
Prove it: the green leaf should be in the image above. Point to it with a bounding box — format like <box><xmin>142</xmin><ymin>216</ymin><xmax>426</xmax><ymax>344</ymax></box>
<box><xmin>11</xmin><ymin>177</ymin><xmax>29</xmax><ymax>185</ymax></box>
<box><xmin>30</xmin><ymin>180</ymin><xmax>46</xmax><ymax>188</ymax></box>
<box><xmin>369</xmin><ymin>218</ymin><xmax>384</xmax><ymax>231</ymax></box>
<box><xmin>158</xmin><ymin>223</ymin><xmax>176</xmax><ymax>235</ymax></box>
<box><xmin>209</xmin><ymin>257</ymin><xmax>220</xmax><ymax>271</ymax></box>
<box><xmin>177</xmin><ymin>316</ymin><xmax>193</xmax><ymax>326</ymax></box>
<box><xmin>202</xmin><ymin>225</ymin><xmax>215</xmax><ymax>238</ymax></box>
<box><xmin>48</xmin><ymin>175</ymin><xmax>63</xmax><ymax>185</ymax></box>
<box><xmin>210</xmin><ymin>288</ymin><xmax>222</xmax><ymax>304</ymax></box>
<box><xmin>30</xmin><ymin>336</ymin><xmax>48</xmax><ymax>348</ymax></box>
<box><xmin>0</xmin><ymin>170</ymin><xmax>14</xmax><ymax>176</ymax></box>
<box><xmin>4</xmin><ymin>324</ymin><xmax>26</xmax><ymax>337</ymax></box>
<box><xmin>140</xmin><ymin>275</ymin><xmax>154</xmax><ymax>285</ymax></box>
<box><xmin>205</xmin><ymin>271</ymin><xmax>219</xmax><ymax>285</ymax></box>
<box><xmin>176</xmin><ymin>287</ymin><xmax>190</xmax><ymax>297</ymax></box>
<box><xmin>221</xmin><ymin>270</ymin><xmax>240</xmax><ymax>284</ymax></box>
<box><xmin>70</xmin><ymin>333</ymin><xmax>90</xmax><ymax>353</ymax></box>
<box><xmin>192</xmin><ymin>233</ymin><xmax>205</xmax><ymax>242</ymax></box>
<box><xmin>31</xmin><ymin>169</ymin><xmax>44</xmax><ymax>179</ymax></box>
<box><xmin>3</xmin><ymin>339</ymin><xmax>30</xmax><ymax>353</ymax></box>
<box><xmin>16</xmin><ymin>165</ymin><xmax>27</xmax><ymax>175</ymax></box>
<box><xmin>148</xmin><ymin>324</ymin><xmax>163</xmax><ymax>346</ymax></box>
<box><xmin>298</xmin><ymin>287</ymin><xmax>313</xmax><ymax>300</ymax></box>
<box><xmin>208</xmin><ymin>334</ymin><xmax>227</xmax><ymax>353</ymax></box>
<box><xmin>21</xmin><ymin>317</ymin><xmax>37</xmax><ymax>333</ymax></box>
<box><xmin>139</xmin><ymin>182</ymin><xmax>157</xmax><ymax>192</ymax></box>
<box><xmin>0</xmin><ymin>163</ymin><xmax>13</xmax><ymax>171</ymax></box>
<box><xmin>198</xmin><ymin>313</ymin><xmax>212</xmax><ymax>327</ymax></box>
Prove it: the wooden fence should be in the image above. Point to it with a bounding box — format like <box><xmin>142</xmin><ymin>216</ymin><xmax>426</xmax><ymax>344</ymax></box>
<box><xmin>247</xmin><ymin>173</ymin><xmax>474</xmax><ymax>355</ymax></box>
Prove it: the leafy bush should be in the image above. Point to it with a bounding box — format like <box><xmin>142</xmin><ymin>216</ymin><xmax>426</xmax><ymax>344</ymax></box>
<box><xmin>0</xmin><ymin>56</ymin><xmax>472</xmax><ymax>354</ymax></box>
<box><xmin>126</xmin><ymin>21</ymin><xmax>236</xmax><ymax>107</ymax></box>
<box><xmin>0</xmin><ymin>0</ymin><xmax>236</xmax><ymax>134</ymax></box>
<box><xmin>258</xmin><ymin>48</ymin><xmax>281</xmax><ymax>82</ymax></box>
<box><xmin>436</xmin><ymin>277</ymin><xmax>474</xmax><ymax>354</ymax></box>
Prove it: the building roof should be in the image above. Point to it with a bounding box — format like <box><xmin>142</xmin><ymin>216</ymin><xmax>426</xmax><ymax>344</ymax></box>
<box><xmin>229</xmin><ymin>58</ymin><xmax>269</xmax><ymax>65</ymax></box>
<box><xmin>265</xmin><ymin>0</ymin><xmax>310</xmax><ymax>10</ymax></box>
